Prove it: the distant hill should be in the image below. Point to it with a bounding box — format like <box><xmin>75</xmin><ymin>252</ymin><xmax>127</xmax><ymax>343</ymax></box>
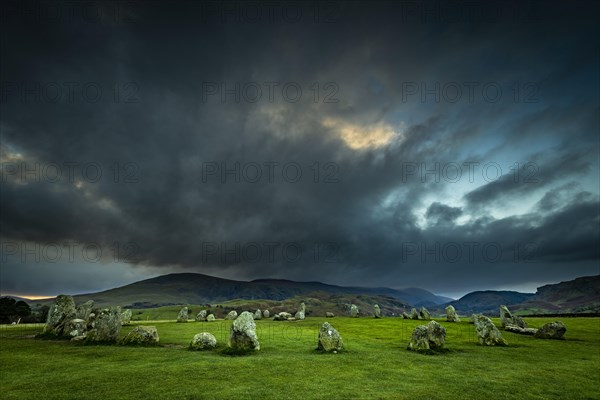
<box><xmin>443</xmin><ymin>275</ymin><xmax>600</xmax><ymax>316</ymax></box>
<box><xmin>515</xmin><ymin>275</ymin><xmax>600</xmax><ymax>314</ymax></box>
<box><xmin>31</xmin><ymin>273</ymin><xmax>449</xmax><ymax>309</ymax></box>
<box><xmin>444</xmin><ymin>291</ymin><xmax>535</xmax><ymax>315</ymax></box>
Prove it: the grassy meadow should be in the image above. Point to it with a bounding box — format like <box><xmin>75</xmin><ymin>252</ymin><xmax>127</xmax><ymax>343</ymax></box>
<box><xmin>1</xmin><ymin>316</ymin><xmax>599</xmax><ymax>399</ymax></box>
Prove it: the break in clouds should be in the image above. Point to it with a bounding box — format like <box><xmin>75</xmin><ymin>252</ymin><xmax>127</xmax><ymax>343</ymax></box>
<box><xmin>0</xmin><ymin>1</ymin><xmax>599</xmax><ymax>298</ymax></box>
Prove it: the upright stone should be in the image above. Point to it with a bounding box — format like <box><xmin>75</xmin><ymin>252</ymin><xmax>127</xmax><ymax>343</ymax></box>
<box><xmin>65</xmin><ymin>319</ymin><xmax>87</xmax><ymax>338</ymax></box>
<box><xmin>402</xmin><ymin>312</ymin><xmax>411</xmax><ymax>319</ymax></box>
<box><xmin>410</xmin><ymin>308</ymin><xmax>419</xmax><ymax>320</ymax></box>
<box><xmin>86</xmin><ymin>307</ymin><xmax>122</xmax><ymax>343</ymax></box>
<box><xmin>350</xmin><ymin>304</ymin><xmax>359</xmax><ymax>318</ymax></box>
<box><xmin>121</xmin><ymin>309</ymin><xmax>132</xmax><ymax>326</ymax></box>
<box><xmin>207</xmin><ymin>314</ymin><xmax>216</xmax><ymax>322</ymax></box>
<box><xmin>317</xmin><ymin>322</ymin><xmax>344</xmax><ymax>352</ymax></box>
<box><xmin>499</xmin><ymin>305</ymin><xmax>527</xmax><ymax>329</ymax></box>
<box><xmin>225</xmin><ymin>310</ymin><xmax>238</xmax><ymax>320</ymax></box>
<box><xmin>177</xmin><ymin>307</ymin><xmax>189</xmax><ymax>323</ymax></box>
<box><xmin>196</xmin><ymin>310</ymin><xmax>207</xmax><ymax>321</ymax></box>
<box><xmin>374</xmin><ymin>304</ymin><xmax>382</xmax><ymax>318</ymax></box>
<box><xmin>419</xmin><ymin>307</ymin><xmax>431</xmax><ymax>320</ymax></box>
<box><xmin>254</xmin><ymin>309</ymin><xmax>262</xmax><ymax>320</ymax></box>
<box><xmin>263</xmin><ymin>310</ymin><xmax>270</xmax><ymax>318</ymax></box>
<box><xmin>445</xmin><ymin>305</ymin><xmax>460</xmax><ymax>322</ymax></box>
<box><xmin>295</xmin><ymin>302</ymin><xmax>306</xmax><ymax>320</ymax></box>
<box><xmin>326</xmin><ymin>312</ymin><xmax>335</xmax><ymax>318</ymax></box>
<box><xmin>228</xmin><ymin>311</ymin><xmax>260</xmax><ymax>351</ymax></box>
<box><xmin>407</xmin><ymin>321</ymin><xmax>446</xmax><ymax>352</ymax></box>
<box><xmin>473</xmin><ymin>314</ymin><xmax>508</xmax><ymax>346</ymax></box>
<box><xmin>75</xmin><ymin>300</ymin><xmax>94</xmax><ymax>322</ymax></box>
<box><xmin>44</xmin><ymin>295</ymin><xmax>77</xmax><ymax>336</ymax></box>
<box><xmin>534</xmin><ymin>321</ymin><xmax>567</xmax><ymax>339</ymax></box>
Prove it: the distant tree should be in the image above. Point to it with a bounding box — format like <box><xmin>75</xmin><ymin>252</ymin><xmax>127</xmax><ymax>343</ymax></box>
<box><xmin>0</xmin><ymin>297</ymin><xmax>17</xmax><ymax>323</ymax></box>
<box><xmin>15</xmin><ymin>301</ymin><xmax>31</xmax><ymax>318</ymax></box>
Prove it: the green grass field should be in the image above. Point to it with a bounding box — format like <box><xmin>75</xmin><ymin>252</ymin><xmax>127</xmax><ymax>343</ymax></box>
<box><xmin>1</xmin><ymin>317</ymin><xmax>599</xmax><ymax>399</ymax></box>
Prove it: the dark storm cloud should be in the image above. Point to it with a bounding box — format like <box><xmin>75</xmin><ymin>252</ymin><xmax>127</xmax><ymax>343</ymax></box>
<box><xmin>1</xmin><ymin>0</ymin><xmax>598</xmax><ymax>296</ymax></box>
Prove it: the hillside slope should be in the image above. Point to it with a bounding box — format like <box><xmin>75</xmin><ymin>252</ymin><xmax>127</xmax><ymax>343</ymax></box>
<box><xmin>32</xmin><ymin>273</ymin><xmax>448</xmax><ymax>308</ymax></box>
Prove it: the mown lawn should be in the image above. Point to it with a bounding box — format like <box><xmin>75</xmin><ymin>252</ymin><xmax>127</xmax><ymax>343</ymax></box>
<box><xmin>1</xmin><ymin>317</ymin><xmax>599</xmax><ymax>399</ymax></box>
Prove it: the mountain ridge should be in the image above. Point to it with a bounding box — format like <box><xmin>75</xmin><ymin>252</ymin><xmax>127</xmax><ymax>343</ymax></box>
<box><xmin>31</xmin><ymin>272</ymin><xmax>451</xmax><ymax>308</ymax></box>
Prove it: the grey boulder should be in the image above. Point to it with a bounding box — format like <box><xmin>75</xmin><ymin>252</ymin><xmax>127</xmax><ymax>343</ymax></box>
<box><xmin>317</xmin><ymin>322</ymin><xmax>344</xmax><ymax>352</ymax></box>
<box><xmin>121</xmin><ymin>326</ymin><xmax>159</xmax><ymax>345</ymax></box>
<box><xmin>374</xmin><ymin>304</ymin><xmax>382</xmax><ymax>318</ymax></box>
<box><xmin>445</xmin><ymin>305</ymin><xmax>460</xmax><ymax>322</ymax></box>
<box><xmin>86</xmin><ymin>307</ymin><xmax>122</xmax><ymax>343</ymax></box>
<box><xmin>225</xmin><ymin>310</ymin><xmax>238</xmax><ymax>320</ymax></box>
<box><xmin>177</xmin><ymin>307</ymin><xmax>189</xmax><ymax>323</ymax></box>
<box><xmin>190</xmin><ymin>332</ymin><xmax>217</xmax><ymax>350</ymax></box>
<box><xmin>196</xmin><ymin>310</ymin><xmax>208</xmax><ymax>321</ymax></box>
<box><xmin>534</xmin><ymin>321</ymin><xmax>567</xmax><ymax>339</ymax></box>
<box><xmin>228</xmin><ymin>311</ymin><xmax>260</xmax><ymax>351</ymax></box>
<box><xmin>473</xmin><ymin>314</ymin><xmax>508</xmax><ymax>346</ymax></box>
<box><xmin>407</xmin><ymin>321</ymin><xmax>446</xmax><ymax>352</ymax></box>
<box><xmin>44</xmin><ymin>295</ymin><xmax>77</xmax><ymax>337</ymax></box>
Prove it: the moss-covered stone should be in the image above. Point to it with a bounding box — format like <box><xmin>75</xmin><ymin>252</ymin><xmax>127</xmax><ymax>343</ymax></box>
<box><xmin>374</xmin><ymin>304</ymin><xmax>382</xmax><ymax>318</ymax></box>
<box><xmin>317</xmin><ymin>322</ymin><xmax>344</xmax><ymax>352</ymax></box>
<box><xmin>121</xmin><ymin>309</ymin><xmax>132</xmax><ymax>326</ymax></box>
<box><xmin>407</xmin><ymin>321</ymin><xmax>446</xmax><ymax>353</ymax></box>
<box><xmin>445</xmin><ymin>305</ymin><xmax>460</xmax><ymax>322</ymax></box>
<box><xmin>228</xmin><ymin>311</ymin><xmax>260</xmax><ymax>351</ymax></box>
<box><xmin>121</xmin><ymin>326</ymin><xmax>159</xmax><ymax>345</ymax></box>
<box><xmin>473</xmin><ymin>314</ymin><xmax>508</xmax><ymax>346</ymax></box>
<box><xmin>85</xmin><ymin>307</ymin><xmax>122</xmax><ymax>343</ymax></box>
<box><xmin>535</xmin><ymin>321</ymin><xmax>567</xmax><ymax>339</ymax></box>
<box><xmin>190</xmin><ymin>332</ymin><xmax>217</xmax><ymax>350</ymax></box>
<box><xmin>43</xmin><ymin>295</ymin><xmax>77</xmax><ymax>337</ymax></box>
<box><xmin>176</xmin><ymin>307</ymin><xmax>189</xmax><ymax>323</ymax></box>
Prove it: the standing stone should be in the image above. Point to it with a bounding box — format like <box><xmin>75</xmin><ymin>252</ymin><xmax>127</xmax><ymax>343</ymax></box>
<box><xmin>445</xmin><ymin>305</ymin><xmax>460</xmax><ymax>322</ymax></box>
<box><xmin>190</xmin><ymin>332</ymin><xmax>217</xmax><ymax>350</ymax></box>
<box><xmin>499</xmin><ymin>305</ymin><xmax>527</xmax><ymax>329</ymax></box>
<box><xmin>87</xmin><ymin>313</ymin><xmax>96</xmax><ymax>329</ymax></box>
<box><xmin>263</xmin><ymin>310</ymin><xmax>270</xmax><ymax>318</ymax></box>
<box><xmin>75</xmin><ymin>300</ymin><xmax>94</xmax><ymax>322</ymax></box>
<box><xmin>65</xmin><ymin>319</ymin><xmax>87</xmax><ymax>338</ymax></box>
<box><xmin>254</xmin><ymin>309</ymin><xmax>262</xmax><ymax>320</ymax></box>
<box><xmin>410</xmin><ymin>308</ymin><xmax>419</xmax><ymax>320</ymax></box>
<box><xmin>407</xmin><ymin>321</ymin><xmax>446</xmax><ymax>352</ymax></box>
<box><xmin>534</xmin><ymin>321</ymin><xmax>567</xmax><ymax>339</ymax></box>
<box><xmin>225</xmin><ymin>310</ymin><xmax>238</xmax><ymax>320</ymax></box>
<box><xmin>374</xmin><ymin>304</ymin><xmax>382</xmax><ymax>318</ymax></box>
<box><xmin>350</xmin><ymin>304</ymin><xmax>359</xmax><ymax>318</ymax></box>
<box><xmin>121</xmin><ymin>309</ymin><xmax>132</xmax><ymax>326</ymax></box>
<box><xmin>295</xmin><ymin>302</ymin><xmax>306</xmax><ymax>320</ymax></box>
<box><xmin>177</xmin><ymin>307</ymin><xmax>189</xmax><ymax>323</ymax></box>
<box><xmin>121</xmin><ymin>326</ymin><xmax>159</xmax><ymax>345</ymax></box>
<box><xmin>86</xmin><ymin>307</ymin><xmax>122</xmax><ymax>343</ymax></box>
<box><xmin>317</xmin><ymin>322</ymin><xmax>344</xmax><ymax>352</ymax></box>
<box><xmin>326</xmin><ymin>312</ymin><xmax>335</xmax><ymax>318</ymax></box>
<box><xmin>228</xmin><ymin>311</ymin><xmax>260</xmax><ymax>351</ymax></box>
<box><xmin>419</xmin><ymin>307</ymin><xmax>431</xmax><ymax>320</ymax></box>
<box><xmin>402</xmin><ymin>312</ymin><xmax>411</xmax><ymax>319</ymax></box>
<box><xmin>196</xmin><ymin>310</ymin><xmax>208</xmax><ymax>321</ymax></box>
<box><xmin>473</xmin><ymin>314</ymin><xmax>508</xmax><ymax>346</ymax></box>
<box><xmin>44</xmin><ymin>295</ymin><xmax>77</xmax><ymax>337</ymax></box>
<box><xmin>207</xmin><ymin>314</ymin><xmax>216</xmax><ymax>322</ymax></box>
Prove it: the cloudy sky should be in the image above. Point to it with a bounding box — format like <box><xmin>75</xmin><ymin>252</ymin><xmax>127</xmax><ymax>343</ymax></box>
<box><xmin>1</xmin><ymin>0</ymin><xmax>599</xmax><ymax>299</ymax></box>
